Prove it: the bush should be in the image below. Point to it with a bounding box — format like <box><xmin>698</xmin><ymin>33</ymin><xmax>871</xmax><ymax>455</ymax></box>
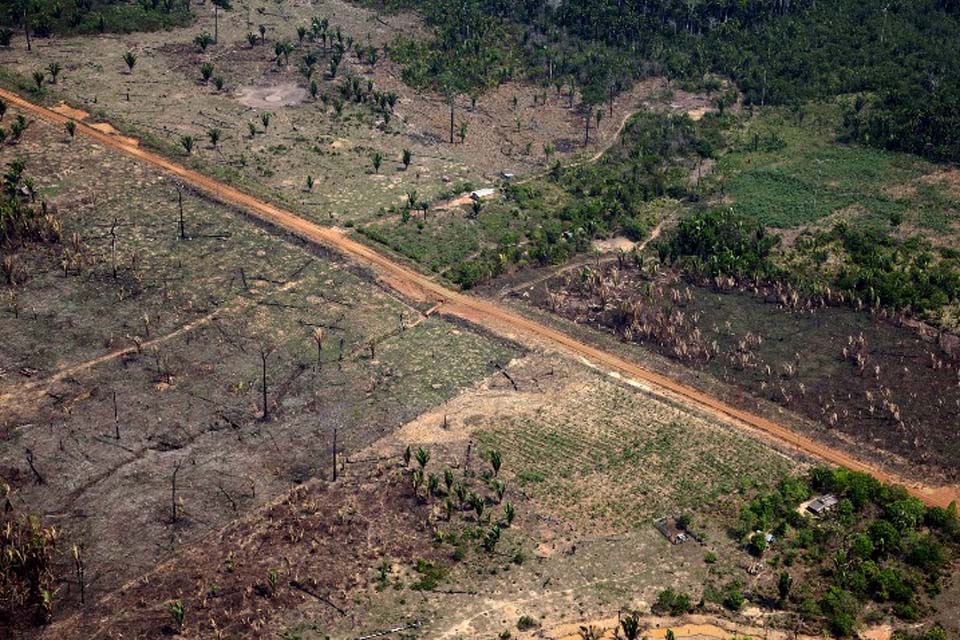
<box><xmin>516</xmin><ymin>615</ymin><xmax>539</xmax><ymax>631</ymax></box>
<box><xmin>653</xmin><ymin>588</ymin><xmax>691</xmax><ymax>616</ymax></box>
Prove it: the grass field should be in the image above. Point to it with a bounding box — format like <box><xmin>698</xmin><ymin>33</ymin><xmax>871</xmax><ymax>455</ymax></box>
<box><xmin>715</xmin><ymin>104</ymin><xmax>960</xmax><ymax>235</ymax></box>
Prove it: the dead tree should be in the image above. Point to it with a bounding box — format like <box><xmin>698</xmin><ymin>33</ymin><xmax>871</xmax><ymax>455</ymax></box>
<box><xmin>109</xmin><ymin>218</ymin><xmax>119</xmax><ymax>279</ymax></box>
<box><xmin>25</xmin><ymin>448</ymin><xmax>45</xmax><ymax>485</ymax></box>
<box><xmin>312</xmin><ymin>328</ymin><xmax>324</xmax><ymax>369</ymax></box>
<box><xmin>72</xmin><ymin>545</ymin><xmax>85</xmax><ymax>605</ymax></box>
<box><xmin>177</xmin><ymin>186</ymin><xmax>187</xmax><ymax>240</ymax></box>
<box><xmin>332</xmin><ymin>427</ymin><xmax>338</xmax><ymax>481</ymax></box>
<box><xmin>259</xmin><ymin>344</ymin><xmax>272</xmax><ymax>421</ymax></box>
<box><xmin>112</xmin><ymin>390</ymin><xmax>120</xmax><ymax>440</ymax></box>
<box><xmin>170</xmin><ymin>458</ymin><xmax>183</xmax><ymax>523</ymax></box>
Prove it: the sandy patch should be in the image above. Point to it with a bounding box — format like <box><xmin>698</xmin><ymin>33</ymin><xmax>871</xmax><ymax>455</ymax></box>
<box><xmin>51</xmin><ymin>101</ymin><xmax>90</xmax><ymax>121</ymax></box>
<box><xmin>236</xmin><ymin>83</ymin><xmax>308</xmax><ymax>109</ymax></box>
<box><xmin>88</xmin><ymin>122</ymin><xmax>139</xmax><ymax>146</ymax></box>
<box><xmin>592</xmin><ymin>236</ymin><xmax>637</xmax><ymax>253</ymax></box>
<box><xmin>685</xmin><ymin>107</ymin><xmax>711</xmax><ymax>121</ymax></box>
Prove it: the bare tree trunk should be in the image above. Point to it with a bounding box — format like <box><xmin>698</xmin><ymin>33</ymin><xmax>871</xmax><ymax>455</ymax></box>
<box><xmin>25</xmin><ymin>449</ymin><xmax>44</xmax><ymax>484</ymax></box>
<box><xmin>23</xmin><ymin>9</ymin><xmax>31</xmax><ymax>52</ymax></box>
<box><xmin>584</xmin><ymin>108</ymin><xmax>591</xmax><ymax>146</ymax></box>
<box><xmin>112</xmin><ymin>390</ymin><xmax>120</xmax><ymax>439</ymax></box>
<box><xmin>448</xmin><ymin>95</ymin><xmax>455</xmax><ymax>144</ymax></box>
<box><xmin>177</xmin><ymin>188</ymin><xmax>186</xmax><ymax>240</ymax></box>
<box><xmin>332</xmin><ymin>427</ymin><xmax>337</xmax><ymax>481</ymax></box>
<box><xmin>171</xmin><ymin>459</ymin><xmax>183</xmax><ymax>523</ymax></box>
<box><xmin>214</xmin><ymin>6</ymin><xmax>219</xmax><ymax>44</ymax></box>
<box><xmin>260</xmin><ymin>346</ymin><xmax>269</xmax><ymax>421</ymax></box>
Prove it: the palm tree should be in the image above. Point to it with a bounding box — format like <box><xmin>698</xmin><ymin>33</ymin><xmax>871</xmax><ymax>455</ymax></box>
<box><xmin>123</xmin><ymin>51</ymin><xmax>137</xmax><ymax>74</ymax></box>
<box><xmin>247</xmin><ymin>122</ymin><xmax>257</xmax><ymax>138</ymax></box>
<box><xmin>296</xmin><ymin>25</ymin><xmax>307</xmax><ymax>44</ymax></box>
<box><xmin>194</xmin><ymin>31</ymin><xmax>213</xmax><ymax>52</ymax></box>
<box><xmin>258</xmin><ymin>24</ymin><xmax>266</xmax><ymax>44</ymax></box>
<box><xmin>180</xmin><ymin>135</ymin><xmax>194</xmax><ymax>155</ymax></box>
<box><xmin>207</xmin><ymin>127</ymin><xmax>221</xmax><ymax>148</ymax></box>
<box><xmin>260</xmin><ymin>112</ymin><xmax>271</xmax><ymax>130</ymax></box>
<box><xmin>31</xmin><ymin>70</ymin><xmax>44</xmax><ymax>92</ymax></box>
<box><xmin>200</xmin><ymin>62</ymin><xmax>214</xmax><ymax>83</ymax></box>
<box><xmin>402</xmin><ymin>148</ymin><xmax>412</xmax><ymax>170</ymax></box>
<box><xmin>65</xmin><ymin>120</ymin><xmax>76</xmax><ymax>139</ymax></box>
<box><xmin>488</xmin><ymin>450</ymin><xmax>502</xmax><ymax>476</ymax></box>
<box><xmin>457</xmin><ymin>118</ymin><xmax>468</xmax><ymax>144</ymax></box>
<box><xmin>371</xmin><ymin>151</ymin><xmax>383</xmax><ymax>174</ymax></box>
<box><xmin>443</xmin><ymin>468</ymin><xmax>454</xmax><ymax>493</ymax></box>
<box><xmin>0</xmin><ymin>99</ymin><xmax>7</xmax><ymax>121</ymax></box>
<box><xmin>246</xmin><ymin>32</ymin><xmax>258</xmax><ymax>47</ymax></box>
<box><xmin>491</xmin><ymin>479</ymin><xmax>505</xmax><ymax>504</ymax></box>
<box><xmin>468</xmin><ymin>493</ymin><xmax>484</xmax><ymax>520</ymax></box>
<box><xmin>306</xmin><ymin>175</ymin><xmax>315</xmax><ymax>192</ymax></box>
<box><xmin>213</xmin><ymin>76</ymin><xmax>224</xmax><ymax>91</ymax></box>
<box><xmin>502</xmin><ymin>502</ymin><xmax>515</xmax><ymax>526</ymax></box>
<box><xmin>620</xmin><ymin>612</ymin><xmax>641</xmax><ymax>640</ymax></box>
<box><xmin>47</xmin><ymin>62</ymin><xmax>61</xmax><ymax>84</ymax></box>
<box><xmin>403</xmin><ymin>444</ymin><xmax>412</xmax><ymax>467</ymax></box>
<box><xmin>211</xmin><ymin>0</ymin><xmax>232</xmax><ymax>44</ymax></box>
<box><xmin>414</xmin><ymin>447</ymin><xmax>430</xmax><ymax>470</ymax></box>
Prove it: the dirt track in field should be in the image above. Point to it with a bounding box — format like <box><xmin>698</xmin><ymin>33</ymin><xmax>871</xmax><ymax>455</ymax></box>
<box><xmin>2</xmin><ymin>87</ymin><xmax>956</xmax><ymax>508</ymax></box>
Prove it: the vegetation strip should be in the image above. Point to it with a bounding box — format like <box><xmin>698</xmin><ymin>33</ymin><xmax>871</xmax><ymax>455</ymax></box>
<box><xmin>2</xmin><ymin>86</ymin><xmax>953</xmax><ymax>508</ymax></box>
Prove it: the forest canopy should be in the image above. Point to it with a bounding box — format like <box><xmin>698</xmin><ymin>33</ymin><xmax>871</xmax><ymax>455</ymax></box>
<box><xmin>380</xmin><ymin>0</ymin><xmax>960</xmax><ymax>162</ymax></box>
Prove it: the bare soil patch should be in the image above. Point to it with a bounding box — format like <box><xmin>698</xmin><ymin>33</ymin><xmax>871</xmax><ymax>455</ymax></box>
<box><xmin>236</xmin><ymin>82</ymin><xmax>308</xmax><ymax>109</ymax></box>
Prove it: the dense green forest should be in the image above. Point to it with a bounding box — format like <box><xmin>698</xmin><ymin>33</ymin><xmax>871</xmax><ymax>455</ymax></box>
<box><xmin>0</xmin><ymin>0</ymin><xmax>191</xmax><ymax>39</ymax></box>
<box><xmin>380</xmin><ymin>0</ymin><xmax>960</xmax><ymax>162</ymax></box>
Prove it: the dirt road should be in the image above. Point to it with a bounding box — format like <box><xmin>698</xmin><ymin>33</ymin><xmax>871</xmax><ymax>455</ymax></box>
<box><xmin>2</xmin><ymin>87</ymin><xmax>956</xmax><ymax>508</ymax></box>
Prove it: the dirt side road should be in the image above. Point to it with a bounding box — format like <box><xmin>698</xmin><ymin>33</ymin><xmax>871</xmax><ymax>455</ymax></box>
<box><xmin>1</xmin><ymin>87</ymin><xmax>956</xmax><ymax>508</ymax></box>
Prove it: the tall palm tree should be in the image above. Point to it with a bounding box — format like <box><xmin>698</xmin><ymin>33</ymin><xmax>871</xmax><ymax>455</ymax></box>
<box><xmin>211</xmin><ymin>0</ymin><xmax>232</xmax><ymax>44</ymax></box>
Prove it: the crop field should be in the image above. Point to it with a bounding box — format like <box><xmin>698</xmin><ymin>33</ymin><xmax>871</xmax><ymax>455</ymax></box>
<box><xmin>714</xmin><ymin>105</ymin><xmax>960</xmax><ymax>237</ymax></box>
<box><xmin>521</xmin><ymin>257</ymin><xmax>960</xmax><ymax>486</ymax></box>
<box><xmin>0</xmin><ymin>105</ymin><xmax>521</xmax><ymax>610</ymax></box>
<box><xmin>474</xmin><ymin>377</ymin><xmax>796</xmax><ymax>533</ymax></box>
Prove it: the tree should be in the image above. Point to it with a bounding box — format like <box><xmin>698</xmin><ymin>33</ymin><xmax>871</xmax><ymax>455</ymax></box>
<box><xmin>260</xmin><ymin>112</ymin><xmax>271</xmax><ymax>130</ymax></box>
<box><xmin>65</xmin><ymin>120</ymin><xmax>75</xmax><ymax>139</ymax></box>
<box><xmin>620</xmin><ymin>612</ymin><xmax>641</xmax><ymax>640</ymax></box>
<box><xmin>310</xmin><ymin>327</ymin><xmax>323</xmax><ymax>365</ymax></box>
<box><xmin>207</xmin><ymin>128</ymin><xmax>221</xmax><ymax>148</ymax></box>
<box><xmin>402</xmin><ymin>148</ymin><xmax>412</xmax><ymax>170</ymax></box>
<box><xmin>213</xmin><ymin>76</ymin><xmax>224</xmax><ymax>92</ymax></box>
<box><xmin>246</xmin><ymin>32</ymin><xmax>258</xmax><ymax>47</ymax></box>
<box><xmin>0</xmin><ymin>99</ymin><xmax>6</xmax><ymax>121</ymax></box>
<box><xmin>414</xmin><ymin>447</ymin><xmax>430</xmax><ymax>469</ymax></box>
<box><xmin>31</xmin><ymin>70</ymin><xmax>43</xmax><ymax>92</ymax></box>
<box><xmin>200</xmin><ymin>62</ymin><xmax>214</xmax><ymax>83</ymax></box>
<box><xmin>194</xmin><ymin>31</ymin><xmax>213</xmax><ymax>52</ymax></box>
<box><xmin>306</xmin><ymin>175</ymin><xmax>314</xmax><ymax>192</ymax></box>
<box><xmin>777</xmin><ymin>571</ymin><xmax>793</xmax><ymax>605</ymax></box>
<box><xmin>47</xmin><ymin>62</ymin><xmax>61</xmax><ymax>84</ymax></box>
<box><xmin>180</xmin><ymin>135</ymin><xmax>194</xmax><ymax>155</ymax></box>
<box><xmin>259</xmin><ymin>24</ymin><xmax>266</xmax><ymax>44</ymax></box>
<box><xmin>371</xmin><ymin>151</ymin><xmax>383</xmax><ymax>174</ymax></box>
<box><xmin>457</xmin><ymin>118</ymin><xmax>468</xmax><ymax>144</ymax></box>
<box><xmin>123</xmin><ymin>51</ymin><xmax>137</xmax><ymax>74</ymax></box>
<box><xmin>488</xmin><ymin>449</ymin><xmax>502</xmax><ymax>476</ymax></box>
<box><xmin>211</xmin><ymin>0</ymin><xmax>232</xmax><ymax>44</ymax></box>
<box><xmin>297</xmin><ymin>25</ymin><xmax>307</xmax><ymax>44</ymax></box>
<box><xmin>258</xmin><ymin>344</ymin><xmax>273</xmax><ymax>421</ymax></box>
